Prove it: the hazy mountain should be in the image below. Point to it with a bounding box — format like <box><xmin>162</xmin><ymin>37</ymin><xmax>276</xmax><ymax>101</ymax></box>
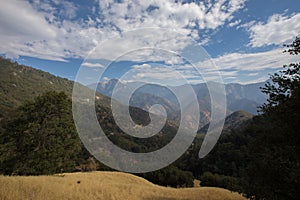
<box><xmin>198</xmin><ymin>110</ymin><xmax>253</xmax><ymax>135</ymax></box>
<box><xmin>89</xmin><ymin>79</ymin><xmax>266</xmax><ymax>129</ymax></box>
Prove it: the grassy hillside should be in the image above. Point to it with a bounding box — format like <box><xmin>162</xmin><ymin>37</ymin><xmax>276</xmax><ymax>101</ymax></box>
<box><xmin>0</xmin><ymin>171</ymin><xmax>246</xmax><ymax>200</ymax></box>
<box><xmin>0</xmin><ymin>57</ymin><xmax>110</xmax><ymax>117</ymax></box>
<box><xmin>0</xmin><ymin>57</ymin><xmax>71</xmax><ymax>115</ymax></box>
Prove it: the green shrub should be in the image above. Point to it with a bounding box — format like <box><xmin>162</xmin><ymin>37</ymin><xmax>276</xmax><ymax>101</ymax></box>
<box><xmin>200</xmin><ymin>172</ymin><xmax>241</xmax><ymax>191</ymax></box>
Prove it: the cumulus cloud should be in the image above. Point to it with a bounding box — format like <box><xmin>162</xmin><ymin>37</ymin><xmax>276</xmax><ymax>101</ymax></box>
<box><xmin>98</xmin><ymin>0</ymin><xmax>246</xmax><ymax>37</ymax></box>
<box><xmin>0</xmin><ymin>0</ymin><xmax>246</xmax><ymax>61</ymax></box>
<box><xmin>248</xmin><ymin>13</ymin><xmax>300</xmax><ymax>47</ymax></box>
<box><xmin>0</xmin><ymin>1</ymin><xmax>57</xmax><ymax>40</ymax></box>
<box><xmin>81</xmin><ymin>62</ymin><xmax>105</xmax><ymax>68</ymax></box>
<box><xmin>228</xmin><ymin>19</ymin><xmax>241</xmax><ymax>27</ymax></box>
<box><xmin>132</xmin><ymin>63</ymin><xmax>152</xmax><ymax>69</ymax></box>
<box><xmin>0</xmin><ymin>0</ymin><xmax>117</xmax><ymax>61</ymax></box>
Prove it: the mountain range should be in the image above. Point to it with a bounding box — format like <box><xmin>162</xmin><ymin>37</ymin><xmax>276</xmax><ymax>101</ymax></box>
<box><xmin>89</xmin><ymin>78</ymin><xmax>266</xmax><ymax>128</ymax></box>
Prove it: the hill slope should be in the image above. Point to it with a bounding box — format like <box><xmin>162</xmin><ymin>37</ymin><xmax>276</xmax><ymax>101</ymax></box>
<box><xmin>0</xmin><ymin>57</ymin><xmax>110</xmax><ymax>118</ymax></box>
<box><xmin>0</xmin><ymin>57</ymin><xmax>72</xmax><ymax>116</ymax></box>
<box><xmin>0</xmin><ymin>171</ymin><xmax>246</xmax><ymax>200</ymax></box>
<box><xmin>198</xmin><ymin>110</ymin><xmax>253</xmax><ymax>135</ymax></box>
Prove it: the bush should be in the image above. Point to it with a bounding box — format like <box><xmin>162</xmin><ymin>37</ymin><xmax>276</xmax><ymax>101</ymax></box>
<box><xmin>200</xmin><ymin>172</ymin><xmax>241</xmax><ymax>191</ymax></box>
<box><xmin>138</xmin><ymin>166</ymin><xmax>194</xmax><ymax>188</ymax></box>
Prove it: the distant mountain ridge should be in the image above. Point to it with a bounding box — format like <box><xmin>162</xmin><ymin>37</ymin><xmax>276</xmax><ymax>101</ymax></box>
<box><xmin>90</xmin><ymin>79</ymin><xmax>266</xmax><ymax>115</ymax></box>
<box><xmin>89</xmin><ymin>79</ymin><xmax>266</xmax><ymax>129</ymax></box>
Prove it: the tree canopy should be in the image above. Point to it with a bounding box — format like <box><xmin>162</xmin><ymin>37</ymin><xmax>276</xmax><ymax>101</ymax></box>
<box><xmin>0</xmin><ymin>91</ymin><xmax>82</xmax><ymax>175</ymax></box>
<box><xmin>242</xmin><ymin>37</ymin><xmax>300</xmax><ymax>200</ymax></box>
<box><xmin>260</xmin><ymin>36</ymin><xmax>300</xmax><ymax>112</ymax></box>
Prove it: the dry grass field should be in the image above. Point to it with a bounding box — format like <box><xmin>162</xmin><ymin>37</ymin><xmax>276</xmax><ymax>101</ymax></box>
<box><xmin>0</xmin><ymin>172</ymin><xmax>247</xmax><ymax>200</ymax></box>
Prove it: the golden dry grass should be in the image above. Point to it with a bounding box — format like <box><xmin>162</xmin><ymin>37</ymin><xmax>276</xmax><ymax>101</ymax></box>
<box><xmin>0</xmin><ymin>171</ymin><xmax>247</xmax><ymax>200</ymax></box>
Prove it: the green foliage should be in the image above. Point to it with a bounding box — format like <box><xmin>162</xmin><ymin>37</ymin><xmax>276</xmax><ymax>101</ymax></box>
<box><xmin>241</xmin><ymin>37</ymin><xmax>300</xmax><ymax>200</ymax></box>
<box><xmin>199</xmin><ymin>131</ymin><xmax>251</xmax><ymax>177</ymax></box>
<box><xmin>241</xmin><ymin>90</ymin><xmax>300</xmax><ymax>200</ymax></box>
<box><xmin>260</xmin><ymin>36</ymin><xmax>300</xmax><ymax>112</ymax></box>
<box><xmin>0</xmin><ymin>91</ymin><xmax>82</xmax><ymax>175</ymax></box>
<box><xmin>200</xmin><ymin>172</ymin><xmax>241</xmax><ymax>192</ymax></box>
<box><xmin>176</xmin><ymin>38</ymin><xmax>300</xmax><ymax>198</ymax></box>
<box><xmin>138</xmin><ymin>166</ymin><xmax>194</xmax><ymax>188</ymax></box>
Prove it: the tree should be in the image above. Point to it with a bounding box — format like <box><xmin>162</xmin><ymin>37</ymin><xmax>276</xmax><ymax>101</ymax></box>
<box><xmin>260</xmin><ymin>36</ymin><xmax>300</xmax><ymax>112</ymax></box>
<box><xmin>242</xmin><ymin>37</ymin><xmax>300</xmax><ymax>200</ymax></box>
<box><xmin>138</xmin><ymin>166</ymin><xmax>194</xmax><ymax>188</ymax></box>
<box><xmin>0</xmin><ymin>91</ymin><xmax>82</xmax><ymax>175</ymax></box>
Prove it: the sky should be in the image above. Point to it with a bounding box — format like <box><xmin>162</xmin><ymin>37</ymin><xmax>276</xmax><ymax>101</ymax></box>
<box><xmin>0</xmin><ymin>0</ymin><xmax>300</xmax><ymax>85</ymax></box>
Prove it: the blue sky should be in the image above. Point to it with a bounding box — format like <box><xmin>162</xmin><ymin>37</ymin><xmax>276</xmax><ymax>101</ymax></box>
<box><xmin>0</xmin><ymin>0</ymin><xmax>299</xmax><ymax>85</ymax></box>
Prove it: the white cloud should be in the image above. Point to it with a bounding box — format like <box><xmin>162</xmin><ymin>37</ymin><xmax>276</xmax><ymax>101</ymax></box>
<box><xmin>248</xmin><ymin>13</ymin><xmax>300</xmax><ymax>47</ymax></box>
<box><xmin>88</xmin><ymin>29</ymin><xmax>195</xmax><ymax>63</ymax></box>
<box><xmin>116</xmin><ymin>62</ymin><xmax>201</xmax><ymax>85</ymax></box>
<box><xmin>103</xmin><ymin>77</ymin><xmax>110</xmax><ymax>81</ymax></box>
<box><xmin>194</xmin><ymin>48</ymin><xmax>299</xmax><ymax>84</ymax></box>
<box><xmin>81</xmin><ymin>62</ymin><xmax>105</xmax><ymax>68</ymax></box>
<box><xmin>228</xmin><ymin>19</ymin><xmax>241</xmax><ymax>27</ymax></box>
<box><xmin>132</xmin><ymin>63</ymin><xmax>152</xmax><ymax>69</ymax></box>
<box><xmin>165</xmin><ymin>55</ymin><xmax>185</xmax><ymax>65</ymax></box>
<box><xmin>0</xmin><ymin>0</ymin><xmax>118</xmax><ymax>61</ymax></box>
<box><xmin>93</xmin><ymin>0</ymin><xmax>247</xmax><ymax>62</ymax></box>
<box><xmin>239</xmin><ymin>76</ymin><xmax>269</xmax><ymax>85</ymax></box>
<box><xmin>248</xmin><ymin>72</ymin><xmax>259</xmax><ymax>76</ymax></box>
<box><xmin>0</xmin><ymin>1</ymin><xmax>57</xmax><ymax>40</ymax></box>
<box><xmin>0</xmin><ymin>0</ymin><xmax>246</xmax><ymax>62</ymax></box>
<box><xmin>98</xmin><ymin>0</ymin><xmax>246</xmax><ymax>36</ymax></box>
<box><xmin>90</xmin><ymin>47</ymin><xmax>298</xmax><ymax>85</ymax></box>
<box><xmin>59</xmin><ymin>1</ymin><xmax>78</xmax><ymax>19</ymax></box>
<box><xmin>212</xmin><ymin>48</ymin><xmax>298</xmax><ymax>71</ymax></box>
